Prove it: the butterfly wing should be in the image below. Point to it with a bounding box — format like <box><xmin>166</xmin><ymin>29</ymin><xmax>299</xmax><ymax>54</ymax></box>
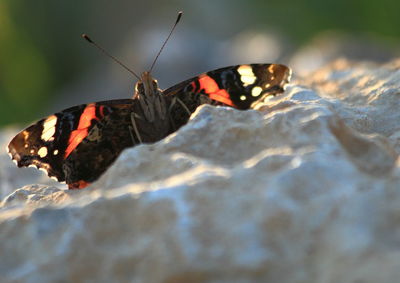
<box><xmin>8</xmin><ymin>99</ymin><xmax>171</xmax><ymax>189</ymax></box>
<box><xmin>8</xmin><ymin>64</ymin><xmax>291</xmax><ymax>189</ymax></box>
<box><xmin>164</xmin><ymin>64</ymin><xmax>291</xmax><ymax>107</ymax></box>
<box><xmin>163</xmin><ymin>63</ymin><xmax>291</xmax><ymax>128</ymax></box>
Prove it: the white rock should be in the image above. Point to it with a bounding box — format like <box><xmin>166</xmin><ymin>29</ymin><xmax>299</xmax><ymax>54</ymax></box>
<box><xmin>1</xmin><ymin>59</ymin><xmax>400</xmax><ymax>282</ymax></box>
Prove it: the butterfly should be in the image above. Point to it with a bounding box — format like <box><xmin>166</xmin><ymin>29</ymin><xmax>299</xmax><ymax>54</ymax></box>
<box><xmin>7</xmin><ymin>13</ymin><xmax>291</xmax><ymax>189</ymax></box>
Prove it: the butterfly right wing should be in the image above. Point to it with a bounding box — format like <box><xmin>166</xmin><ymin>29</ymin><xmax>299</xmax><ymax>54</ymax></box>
<box><xmin>7</xmin><ymin>99</ymin><xmax>151</xmax><ymax>188</ymax></box>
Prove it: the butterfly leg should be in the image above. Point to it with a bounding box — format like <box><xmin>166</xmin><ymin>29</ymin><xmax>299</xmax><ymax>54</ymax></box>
<box><xmin>129</xmin><ymin>112</ymin><xmax>143</xmax><ymax>144</ymax></box>
<box><xmin>169</xmin><ymin>97</ymin><xmax>192</xmax><ymax>116</ymax></box>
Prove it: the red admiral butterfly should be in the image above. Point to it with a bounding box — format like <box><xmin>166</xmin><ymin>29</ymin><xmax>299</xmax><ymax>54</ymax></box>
<box><xmin>7</xmin><ymin>13</ymin><xmax>291</xmax><ymax>189</ymax></box>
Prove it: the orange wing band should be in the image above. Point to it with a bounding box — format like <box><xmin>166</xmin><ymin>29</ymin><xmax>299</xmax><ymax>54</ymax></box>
<box><xmin>196</xmin><ymin>76</ymin><xmax>235</xmax><ymax>107</ymax></box>
<box><xmin>65</xmin><ymin>104</ymin><xmax>100</xmax><ymax>158</ymax></box>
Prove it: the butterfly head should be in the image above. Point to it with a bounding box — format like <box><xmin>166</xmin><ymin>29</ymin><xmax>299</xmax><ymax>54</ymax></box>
<box><xmin>134</xmin><ymin>71</ymin><xmax>160</xmax><ymax>99</ymax></box>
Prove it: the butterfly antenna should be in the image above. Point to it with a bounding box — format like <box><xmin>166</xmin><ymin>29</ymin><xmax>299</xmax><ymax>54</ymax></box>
<box><xmin>149</xmin><ymin>11</ymin><xmax>183</xmax><ymax>73</ymax></box>
<box><xmin>82</xmin><ymin>34</ymin><xmax>141</xmax><ymax>80</ymax></box>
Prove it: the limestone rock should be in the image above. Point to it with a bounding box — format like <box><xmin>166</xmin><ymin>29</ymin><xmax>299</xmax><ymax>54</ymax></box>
<box><xmin>1</xmin><ymin>185</ymin><xmax>69</xmax><ymax>209</ymax></box>
<box><xmin>1</xmin><ymin>59</ymin><xmax>400</xmax><ymax>282</ymax></box>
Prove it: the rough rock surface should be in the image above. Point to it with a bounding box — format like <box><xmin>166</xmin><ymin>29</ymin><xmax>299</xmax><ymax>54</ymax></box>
<box><xmin>2</xmin><ymin>59</ymin><xmax>400</xmax><ymax>282</ymax></box>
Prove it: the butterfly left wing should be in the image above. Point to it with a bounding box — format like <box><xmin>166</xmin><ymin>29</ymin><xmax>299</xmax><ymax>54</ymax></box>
<box><xmin>164</xmin><ymin>64</ymin><xmax>291</xmax><ymax>108</ymax></box>
<box><xmin>163</xmin><ymin>64</ymin><xmax>291</xmax><ymax>128</ymax></box>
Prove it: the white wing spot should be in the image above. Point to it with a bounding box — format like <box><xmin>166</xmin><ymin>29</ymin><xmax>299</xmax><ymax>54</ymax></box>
<box><xmin>240</xmin><ymin>95</ymin><xmax>247</xmax><ymax>101</ymax></box>
<box><xmin>53</xmin><ymin>149</ymin><xmax>59</xmax><ymax>155</ymax></box>
<box><xmin>237</xmin><ymin>65</ymin><xmax>253</xmax><ymax>76</ymax></box>
<box><xmin>251</xmin><ymin>86</ymin><xmax>262</xmax><ymax>97</ymax></box>
<box><xmin>241</xmin><ymin>75</ymin><xmax>256</xmax><ymax>86</ymax></box>
<box><xmin>41</xmin><ymin>115</ymin><xmax>57</xmax><ymax>142</ymax></box>
<box><xmin>38</xmin><ymin>147</ymin><xmax>48</xmax><ymax>158</ymax></box>
<box><xmin>238</xmin><ymin>65</ymin><xmax>256</xmax><ymax>86</ymax></box>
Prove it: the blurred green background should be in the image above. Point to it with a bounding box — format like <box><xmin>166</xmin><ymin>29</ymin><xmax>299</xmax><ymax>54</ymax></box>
<box><xmin>0</xmin><ymin>0</ymin><xmax>399</xmax><ymax>127</ymax></box>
